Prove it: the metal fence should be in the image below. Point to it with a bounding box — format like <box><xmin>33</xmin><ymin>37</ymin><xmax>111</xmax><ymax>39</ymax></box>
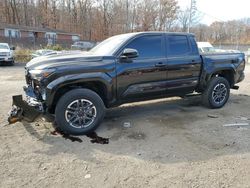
<box><xmin>0</xmin><ymin>36</ymin><xmax>74</xmax><ymax>49</ymax></box>
<box><xmin>213</xmin><ymin>44</ymin><xmax>250</xmax><ymax>52</ymax></box>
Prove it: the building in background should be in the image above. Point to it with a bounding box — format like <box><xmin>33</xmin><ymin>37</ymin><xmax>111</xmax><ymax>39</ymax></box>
<box><xmin>0</xmin><ymin>23</ymin><xmax>80</xmax><ymax>48</ymax></box>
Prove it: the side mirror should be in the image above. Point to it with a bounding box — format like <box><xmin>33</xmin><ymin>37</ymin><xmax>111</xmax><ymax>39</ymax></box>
<box><xmin>120</xmin><ymin>48</ymin><xmax>139</xmax><ymax>59</ymax></box>
<box><xmin>10</xmin><ymin>46</ymin><xmax>16</xmax><ymax>50</ymax></box>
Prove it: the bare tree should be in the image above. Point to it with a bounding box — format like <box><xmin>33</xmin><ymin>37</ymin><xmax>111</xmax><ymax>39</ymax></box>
<box><xmin>158</xmin><ymin>0</ymin><xmax>179</xmax><ymax>31</ymax></box>
<box><xmin>0</xmin><ymin>0</ymin><xmax>249</xmax><ymax>45</ymax></box>
<box><xmin>179</xmin><ymin>0</ymin><xmax>201</xmax><ymax>32</ymax></box>
<box><xmin>178</xmin><ymin>8</ymin><xmax>189</xmax><ymax>32</ymax></box>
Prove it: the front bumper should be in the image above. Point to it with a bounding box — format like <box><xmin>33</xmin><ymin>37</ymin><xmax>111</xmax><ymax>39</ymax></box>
<box><xmin>8</xmin><ymin>86</ymin><xmax>44</xmax><ymax>124</ymax></box>
<box><xmin>0</xmin><ymin>57</ymin><xmax>14</xmax><ymax>63</ymax></box>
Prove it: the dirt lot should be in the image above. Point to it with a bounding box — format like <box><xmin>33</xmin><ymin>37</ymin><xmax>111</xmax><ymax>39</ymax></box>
<box><xmin>0</xmin><ymin>63</ymin><xmax>250</xmax><ymax>188</ymax></box>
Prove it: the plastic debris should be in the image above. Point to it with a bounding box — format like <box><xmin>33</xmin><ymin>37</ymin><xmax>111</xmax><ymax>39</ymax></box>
<box><xmin>223</xmin><ymin>123</ymin><xmax>249</xmax><ymax>127</ymax></box>
<box><xmin>207</xmin><ymin>114</ymin><xmax>219</xmax><ymax>118</ymax></box>
<box><xmin>84</xmin><ymin>174</ymin><xmax>91</xmax><ymax>179</ymax></box>
<box><xmin>236</xmin><ymin>116</ymin><xmax>249</xmax><ymax>121</ymax></box>
<box><xmin>123</xmin><ymin>122</ymin><xmax>131</xmax><ymax>128</ymax></box>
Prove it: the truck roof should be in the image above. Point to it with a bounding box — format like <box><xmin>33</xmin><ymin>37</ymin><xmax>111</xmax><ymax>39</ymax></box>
<box><xmin>106</xmin><ymin>32</ymin><xmax>195</xmax><ymax>42</ymax></box>
<box><xmin>128</xmin><ymin>31</ymin><xmax>195</xmax><ymax>36</ymax></box>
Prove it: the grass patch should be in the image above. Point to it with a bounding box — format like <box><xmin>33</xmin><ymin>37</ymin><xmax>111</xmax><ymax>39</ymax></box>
<box><xmin>44</xmin><ymin>44</ymin><xmax>68</xmax><ymax>51</ymax></box>
<box><xmin>14</xmin><ymin>45</ymin><xmax>69</xmax><ymax>63</ymax></box>
<box><xmin>14</xmin><ymin>48</ymin><xmax>33</xmax><ymax>63</ymax></box>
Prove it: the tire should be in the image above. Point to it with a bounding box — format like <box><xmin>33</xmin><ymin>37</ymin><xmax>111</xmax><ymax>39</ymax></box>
<box><xmin>202</xmin><ymin>77</ymin><xmax>230</xmax><ymax>109</ymax></box>
<box><xmin>8</xmin><ymin>60</ymin><xmax>14</xmax><ymax>66</ymax></box>
<box><xmin>55</xmin><ymin>88</ymin><xmax>106</xmax><ymax>135</ymax></box>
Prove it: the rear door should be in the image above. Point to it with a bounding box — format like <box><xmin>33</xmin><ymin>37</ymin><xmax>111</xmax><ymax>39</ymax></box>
<box><xmin>116</xmin><ymin>34</ymin><xmax>167</xmax><ymax>101</ymax></box>
<box><xmin>166</xmin><ymin>35</ymin><xmax>202</xmax><ymax>93</ymax></box>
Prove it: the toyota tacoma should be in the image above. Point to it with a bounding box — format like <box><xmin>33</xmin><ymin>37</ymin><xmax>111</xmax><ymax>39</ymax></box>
<box><xmin>10</xmin><ymin>32</ymin><xmax>245</xmax><ymax>135</ymax></box>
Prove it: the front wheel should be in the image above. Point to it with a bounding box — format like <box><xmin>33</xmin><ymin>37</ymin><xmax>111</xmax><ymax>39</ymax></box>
<box><xmin>55</xmin><ymin>89</ymin><xmax>106</xmax><ymax>135</ymax></box>
<box><xmin>8</xmin><ymin>60</ymin><xmax>15</xmax><ymax>66</ymax></box>
<box><xmin>202</xmin><ymin>77</ymin><xmax>230</xmax><ymax>108</ymax></box>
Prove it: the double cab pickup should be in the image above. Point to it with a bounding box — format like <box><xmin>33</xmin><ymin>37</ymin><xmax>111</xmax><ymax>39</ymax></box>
<box><xmin>19</xmin><ymin>32</ymin><xmax>245</xmax><ymax>134</ymax></box>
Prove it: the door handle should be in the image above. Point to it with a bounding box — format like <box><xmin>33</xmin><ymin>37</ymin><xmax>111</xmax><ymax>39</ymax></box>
<box><xmin>155</xmin><ymin>62</ymin><xmax>165</xmax><ymax>67</ymax></box>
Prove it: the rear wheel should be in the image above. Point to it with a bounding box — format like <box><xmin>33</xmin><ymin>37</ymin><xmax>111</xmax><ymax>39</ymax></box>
<box><xmin>202</xmin><ymin>77</ymin><xmax>230</xmax><ymax>108</ymax></box>
<box><xmin>55</xmin><ymin>88</ymin><xmax>105</xmax><ymax>135</ymax></box>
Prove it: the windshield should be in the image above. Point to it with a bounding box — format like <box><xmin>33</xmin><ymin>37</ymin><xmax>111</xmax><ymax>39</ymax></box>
<box><xmin>0</xmin><ymin>44</ymin><xmax>9</xmax><ymax>49</ymax></box>
<box><xmin>201</xmin><ymin>47</ymin><xmax>216</xmax><ymax>53</ymax></box>
<box><xmin>89</xmin><ymin>33</ymin><xmax>135</xmax><ymax>56</ymax></box>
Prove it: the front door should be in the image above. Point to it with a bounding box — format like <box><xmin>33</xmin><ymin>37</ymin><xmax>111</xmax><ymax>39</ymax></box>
<box><xmin>116</xmin><ymin>34</ymin><xmax>167</xmax><ymax>102</ymax></box>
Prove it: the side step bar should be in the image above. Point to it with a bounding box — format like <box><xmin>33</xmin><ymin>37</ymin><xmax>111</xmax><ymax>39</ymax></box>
<box><xmin>232</xmin><ymin>85</ymin><xmax>239</xmax><ymax>90</ymax></box>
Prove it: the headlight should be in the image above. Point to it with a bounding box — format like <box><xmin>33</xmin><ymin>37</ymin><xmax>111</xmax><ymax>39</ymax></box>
<box><xmin>29</xmin><ymin>69</ymin><xmax>55</xmax><ymax>80</ymax></box>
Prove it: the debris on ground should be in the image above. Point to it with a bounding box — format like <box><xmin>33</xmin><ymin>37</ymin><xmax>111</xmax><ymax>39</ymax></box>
<box><xmin>84</xmin><ymin>174</ymin><xmax>91</xmax><ymax>179</ymax></box>
<box><xmin>223</xmin><ymin>123</ymin><xmax>250</xmax><ymax>127</ymax></box>
<box><xmin>207</xmin><ymin>114</ymin><xmax>219</xmax><ymax>118</ymax></box>
<box><xmin>224</xmin><ymin>141</ymin><xmax>236</xmax><ymax>147</ymax></box>
<box><xmin>237</xmin><ymin>127</ymin><xmax>248</xmax><ymax>131</ymax></box>
<box><xmin>235</xmin><ymin>116</ymin><xmax>249</xmax><ymax>121</ymax></box>
<box><xmin>7</xmin><ymin>106</ymin><xmax>23</xmax><ymax>124</ymax></box>
<box><xmin>123</xmin><ymin>122</ymin><xmax>131</xmax><ymax>128</ymax></box>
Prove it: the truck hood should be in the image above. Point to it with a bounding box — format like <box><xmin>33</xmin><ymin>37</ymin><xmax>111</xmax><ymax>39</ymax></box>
<box><xmin>26</xmin><ymin>52</ymin><xmax>114</xmax><ymax>70</ymax></box>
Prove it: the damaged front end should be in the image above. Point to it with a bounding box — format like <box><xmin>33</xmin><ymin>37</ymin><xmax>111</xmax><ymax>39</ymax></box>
<box><xmin>8</xmin><ymin>86</ymin><xmax>45</xmax><ymax>124</ymax></box>
<box><xmin>8</xmin><ymin>57</ymin><xmax>59</xmax><ymax>124</ymax></box>
<box><xmin>8</xmin><ymin>65</ymin><xmax>53</xmax><ymax>124</ymax></box>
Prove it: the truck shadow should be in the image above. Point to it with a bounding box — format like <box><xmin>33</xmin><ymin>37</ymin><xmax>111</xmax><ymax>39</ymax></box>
<box><xmin>23</xmin><ymin>93</ymin><xmax>250</xmax><ymax>164</ymax></box>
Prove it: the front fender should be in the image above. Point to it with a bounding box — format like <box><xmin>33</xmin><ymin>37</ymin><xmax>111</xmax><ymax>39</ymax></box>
<box><xmin>45</xmin><ymin>72</ymin><xmax>114</xmax><ymax>108</ymax></box>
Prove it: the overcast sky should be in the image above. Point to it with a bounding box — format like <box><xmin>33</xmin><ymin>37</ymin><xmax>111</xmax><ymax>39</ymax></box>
<box><xmin>178</xmin><ymin>0</ymin><xmax>250</xmax><ymax>25</ymax></box>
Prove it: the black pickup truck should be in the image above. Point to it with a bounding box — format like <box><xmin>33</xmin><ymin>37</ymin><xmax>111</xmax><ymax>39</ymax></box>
<box><xmin>13</xmin><ymin>32</ymin><xmax>245</xmax><ymax>135</ymax></box>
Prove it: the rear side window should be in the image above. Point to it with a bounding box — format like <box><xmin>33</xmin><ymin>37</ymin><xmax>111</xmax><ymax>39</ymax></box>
<box><xmin>125</xmin><ymin>35</ymin><xmax>163</xmax><ymax>59</ymax></box>
<box><xmin>190</xmin><ymin>36</ymin><xmax>199</xmax><ymax>54</ymax></box>
<box><xmin>167</xmin><ymin>35</ymin><xmax>190</xmax><ymax>56</ymax></box>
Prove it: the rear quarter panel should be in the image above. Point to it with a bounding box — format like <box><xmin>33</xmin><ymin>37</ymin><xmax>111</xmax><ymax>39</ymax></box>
<box><xmin>200</xmin><ymin>52</ymin><xmax>245</xmax><ymax>89</ymax></box>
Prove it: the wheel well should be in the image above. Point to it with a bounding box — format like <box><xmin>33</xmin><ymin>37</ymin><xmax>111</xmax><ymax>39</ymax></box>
<box><xmin>211</xmin><ymin>70</ymin><xmax>234</xmax><ymax>87</ymax></box>
<box><xmin>48</xmin><ymin>81</ymin><xmax>108</xmax><ymax>114</ymax></box>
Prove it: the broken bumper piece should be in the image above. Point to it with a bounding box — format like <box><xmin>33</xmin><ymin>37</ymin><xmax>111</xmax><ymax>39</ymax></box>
<box><xmin>8</xmin><ymin>94</ymin><xmax>44</xmax><ymax>124</ymax></box>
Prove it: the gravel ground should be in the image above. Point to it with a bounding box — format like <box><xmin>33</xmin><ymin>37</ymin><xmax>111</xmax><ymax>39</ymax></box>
<box><xmin>0</xmin><ymin>63</ymin><xmax>250</xmax><ymax>188</ymax></box>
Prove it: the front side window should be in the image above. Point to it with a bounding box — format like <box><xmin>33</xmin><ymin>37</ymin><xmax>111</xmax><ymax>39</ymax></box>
<box><xmin>167</xmin><ymin>35</ymin><xmax>190</xmax><ymax>56</ymax></box>
<box><xmin>125</xmin><ymin>35</ymin><xmax>163</xmax><ymax>59</ymax></box>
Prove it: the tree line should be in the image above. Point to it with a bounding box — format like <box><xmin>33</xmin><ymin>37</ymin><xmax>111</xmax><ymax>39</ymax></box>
<box><xmin>1</xmin><ymin>0</ymin><xmax>250</xmax><ymax>45</ymax></box>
